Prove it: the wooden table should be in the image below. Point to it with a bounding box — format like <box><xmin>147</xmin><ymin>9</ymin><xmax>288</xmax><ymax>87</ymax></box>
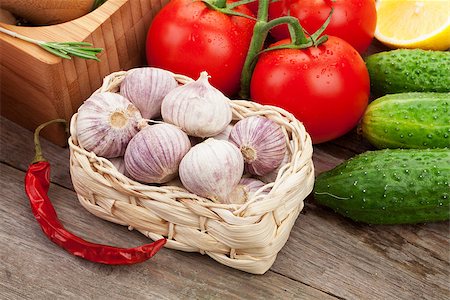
<box><xmin>1</xmin><ymin>114</ymin><xmax>449</xmax><ymax>299</ymax></box>
<box><xmin>1</xmin><ymin>40</ymin><xmax>449</xmax><ymax>298</ymax></box>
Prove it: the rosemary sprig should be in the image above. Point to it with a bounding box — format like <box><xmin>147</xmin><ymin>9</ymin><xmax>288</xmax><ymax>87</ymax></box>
<box><xmin>0</xmin><ymin>27</ymin><xmax>102</xmax><ymax>61</ymax></box>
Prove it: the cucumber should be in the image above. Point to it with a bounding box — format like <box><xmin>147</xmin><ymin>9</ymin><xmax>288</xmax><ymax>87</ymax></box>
<box><xmin>365</xmin><ymin>49</ymin><xmax>450</xmax><ymax>95</ymax></box>
<box><xmin>361</xmin><ymin>93</ymin><xmax>450</xmax><ymax>149</ymax></box>
<box><xmin>314</xmin><ymin>149</ymin><xmax>450</xmax><ymax>224</ymax></box>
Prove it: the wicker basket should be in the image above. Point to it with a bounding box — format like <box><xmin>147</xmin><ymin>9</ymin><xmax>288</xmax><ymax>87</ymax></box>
<box><xmin>68</xmin><ymin>71</ymin><xmax>315</xmax><ymax>274</ymax></box>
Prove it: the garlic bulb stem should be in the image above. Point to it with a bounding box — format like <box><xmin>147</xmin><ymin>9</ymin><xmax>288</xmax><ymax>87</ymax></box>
<box><xmin>229</xmin><ymin>116</ymin><xmax>286</xmax><ymax>176</ymax></box>
<box><xmin>227</xmin><ymin>178</ymin><xmax>270</xmax><ymax>204</ymax></box>
<box><xmin>241</xmin><ymin>145</ymin><xmax>257</xmax><ymax>162</ymax></box>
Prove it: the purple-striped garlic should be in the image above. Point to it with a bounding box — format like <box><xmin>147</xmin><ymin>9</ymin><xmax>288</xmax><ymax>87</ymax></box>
<box><xmin>120</xmin><ymin>67</ymin><xmax>178</xmax><ymax>119</ymax></box>
<box><xmin>124</xmin><ymin>123</ymin><xmax>191</xmax><ymax>184</ymax></box>
<box><xmin>161</xmin><ymin>71</ymin><xmax>232</xmax><ymax>138</ymax></box>
<box><xmin>179</xmin><ymin>138</ymin><xmax>244</xmax><ymax>203</ymax></box>
<box><xmin>229</xmin><ymin>116</ymin><xmax>286</xmax><ymax>176</ymax></box>
<box><xmin>259</xmin><ymin>150</ymin><xmax>290</xmax><ymax>183</ymax></box>
<box><xmin>109</xmin><ymin>157</ymin><xmax>129</xmax><ymax>177</ymax></box>
<box><xmin>76</xmin><ymin>92</ymin><xmax>143</xmax><ymax>158</ymax></box>
<box><xmin>227</xmin><ymin>178</ymin><xmax>270</xmax><ymax>204</ymax></box>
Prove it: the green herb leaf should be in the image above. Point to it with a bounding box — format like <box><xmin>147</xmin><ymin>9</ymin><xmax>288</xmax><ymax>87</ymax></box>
<box><xmin>92</xmin><ymin>0</ymin><xmax>108</xmax><ymax>10</ymax></box>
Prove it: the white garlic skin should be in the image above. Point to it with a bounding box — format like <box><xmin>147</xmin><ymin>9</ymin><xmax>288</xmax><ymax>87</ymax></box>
<box><xmin>229</xmin><ymin>116</ymin><xmax>286</xmax><ymax>176</ymax></box>
<box><xmin>120</xmin><ymin>67</ymin><xmax>178</xmax><ymax>119</ymax></box>
<box><xmin>76</xmin><ymin>92</ymin><xmax>142</xmax><ymax>158</ymax></box>
<box><xmin>227</xmin><ymin>178</ymin><xmax>269</xmax><ymax>204</ymax></box>
<box><xmin>161</xmin><ymin>71</ymin><xmax>232</xmax><ymax>138</ymax></box>
<box><xmin>124</xmin><ymin>123</ymin><xmax>191</xmax><ymax>184</ymax></box>
<box><xmin>179</xmin><ymin>138</ymin><xmax>244</xmax><ymax>202</ymax></box>
<box><xmin>211</xmin><ymin>124</ymin><xmax>234</xmax><ymax>141</ymax></box>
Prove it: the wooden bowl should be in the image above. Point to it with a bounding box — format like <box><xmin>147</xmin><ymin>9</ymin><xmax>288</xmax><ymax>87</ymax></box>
<box><xmin>0</xmin><ymin>0</ymin><xmax>95</xmax><ymax>25</ymax></box>
<box><xmin>0</xmin><ymin>0</ymin><xmax>167</xmax><ymax>145</ymax></box>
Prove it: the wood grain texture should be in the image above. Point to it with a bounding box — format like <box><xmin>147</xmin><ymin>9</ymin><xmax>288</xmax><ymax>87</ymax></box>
<box><xmin>0</xmin><ymin>0</ymin><xmax>169</xmax><ymax>146</ymax></box>
<box><xmin>0</xmin><ymin>162</ymin><xmax>334</xmax><ymax>300</ymax></box>
<box><xmin>272</xmin><ymin>200</ymin><xmax>450</xmax><ymax>300</ymax></box>
<box><xmin>1</xmin><ymin>114</ymin><xmax>449</xmax><ymax>299</ymax></box>
<box><xmin>0</xmin><ymin>0</ymin><xmax>95</xmax><ymax>25</ymax></box>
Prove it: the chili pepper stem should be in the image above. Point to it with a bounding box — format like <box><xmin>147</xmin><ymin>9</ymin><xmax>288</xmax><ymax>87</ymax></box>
<box><xmin>32</xmin><ymin>119</ymin><xmax>67</xmax><ymax>164</ymax></box>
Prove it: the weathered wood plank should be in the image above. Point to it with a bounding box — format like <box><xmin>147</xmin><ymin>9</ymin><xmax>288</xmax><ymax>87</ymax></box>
<box><xmin>0</xmin><ymin>162</ymin><xmax>335</xmax><ymax>300</ymax></box>
<box><xmin>0</xmin><ymin>116</ymin><xmax>73</xmax><ymax>190</ymax></box>
<box><xmin>272</xmin><ymin>200</ymin><xmax>450</xmax><ymax>300</ymax></box>
<box><xmin>329</xmin><ymin>128</ymin><xmax>376</xmax><ymax>155</ymax></box>
<box><xmin>1</xmin><ymin>111</ymin><xmax>449</xmax><ymax>300</ymax></box>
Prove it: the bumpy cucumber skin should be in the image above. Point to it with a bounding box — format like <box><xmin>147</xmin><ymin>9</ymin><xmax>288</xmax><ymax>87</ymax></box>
<box><xmin>362</xmin><ymin>93</ymin><xmax>450</xmax><ymax>149</ymax></box>
<box><xmin>314</xmin><ymin>149</ymin><xmax>450</xmax><ymax>224</ymax></box>
<box><xmin>365</xmin><ymin>49</ymin><xmax>450</xmax><ymax>95</ymax></box>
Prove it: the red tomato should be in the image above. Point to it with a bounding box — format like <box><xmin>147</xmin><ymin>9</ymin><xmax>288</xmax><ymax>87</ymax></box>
<box><xmin>269</xmin><ymin>0</ymin><xmax>377</xmax><ymax>53</ymax></box>
<box><xmin>146</xmin><ymin>0</ymin><xmax>255</xmax><ymax>96</ymax></box>
<box><xmin>250</xmin><ymin>36</ymin><xmax>370</xmax><ymax>144</ymax></box>
<box><xmin>244</xmin><ymin>0</ymin><xmax>259</xmax><ymax>15</ymax></box>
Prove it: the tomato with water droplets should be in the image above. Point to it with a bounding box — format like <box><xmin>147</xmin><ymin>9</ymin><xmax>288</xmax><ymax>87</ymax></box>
<box><xmin>146</xmin><ymin>0</ymin><xmax>255</xmax><ymax>96</ymax></box>
<box><xmin>250</xmin><ymin>36</ymin><xmax>370</xmax><ymax>144</ymax></box>
<box><xmin>269</xmin><ymin>0</ymin><xmax>377</xmax><ymax>53</ymax></box>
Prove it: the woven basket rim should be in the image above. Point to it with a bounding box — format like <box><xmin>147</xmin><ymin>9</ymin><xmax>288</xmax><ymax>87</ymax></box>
<box><xmin>68</xmin><ymin>69</ymin><xmax>312</xmax><ymax>215</ymax></box>
<box><xmin>68</xmin><ymin>69</ymin><xmax>316</xmax><ymax>274</ymax></box>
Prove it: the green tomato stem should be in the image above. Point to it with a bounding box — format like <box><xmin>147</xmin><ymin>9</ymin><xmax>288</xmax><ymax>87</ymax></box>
<box><xmin>239</xmin><ymin>0</ymin><xmax>310</xmax><ymax>98</ymax></box>
<box><xmin>239</xmin><ymin>21</ymin><xmax>268</xmax><ymax>99</ymax></box>
<box><xmin>256</xmin><ymin>0</ymin><xmax>269</xmax><ymax>21</ymax></box>
<box><xmin>227</xmin><ymin>0</ymin><xmax>257</xmax><ymax>10</ymax></box>
<box><xmin>238</xmin><ymin>0</ymin><xmax>333</xmax><ymax>98</ymax></box>
<box><xmin>238</xmin><ymin>0</ymin><xmax>269</xmax><ymax>99</ymax></box>
<box><xmin>264</xmin><ymin>16</ymin><xmax>308</xmax><ymax>45</ymax></box>
<box><xmin>211</xmin><ymin>0</ymin><xmax>227</xmax><ymax>9</ymax></box>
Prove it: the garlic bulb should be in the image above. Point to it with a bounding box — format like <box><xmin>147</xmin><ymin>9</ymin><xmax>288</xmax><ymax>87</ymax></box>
<box><xmin>120</xmin><ymin>67</ymin><xmax>178</xmax><ymax>119</ymax></box>
<box><xmin>124</xmin><ymin>123</ymin><xmax>191</xmax><ymax>184</ymax></box>
<box><xmin>76</xmin><ymin>92</ymin><xmax>142</xmax><ymax>158</ymax></box>
<box><xmin>109</xmin><ymin>157</ymin><xmax>129</xmax><ymax>177</ymax></box>
<box><xmin>179</xmin><ymin>138</ymin><xmax>244</xmax><ymax>203</ymax></box>
<box><xmin>161</xmin><ymin>71</ymin><xmax>232</xmax><ymax>138</ymax></box>
<box><xmin>259</xmin><ymin>150</ymin><xmax>290</xmax><ymax>183</ymax></box>
<box><xmin>229</xmin><ymin>116</ymin><xmax>286</xmax><ymax>176</ymax></box>
<box><xmin>211</xmin><ymin>124</ymin><xmax>234</xmax><ymax>141</ymax></box>
<box><xmin>227</xmin><ymin>178</ymin><xmax>270</xmax><ymax>204</ymax></box>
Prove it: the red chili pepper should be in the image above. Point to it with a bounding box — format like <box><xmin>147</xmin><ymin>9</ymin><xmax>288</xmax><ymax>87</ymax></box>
<box><xmin>24</xmin><ymin>119</ymin><xmax>166</xmax><ymax>265</ymax></box>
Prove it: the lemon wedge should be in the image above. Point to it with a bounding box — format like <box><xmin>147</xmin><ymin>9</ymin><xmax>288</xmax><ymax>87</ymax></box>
<box><xmin>375</xmin><ymin>0</ymin><xmax>450</xmax><ymax>50</ymax></box>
